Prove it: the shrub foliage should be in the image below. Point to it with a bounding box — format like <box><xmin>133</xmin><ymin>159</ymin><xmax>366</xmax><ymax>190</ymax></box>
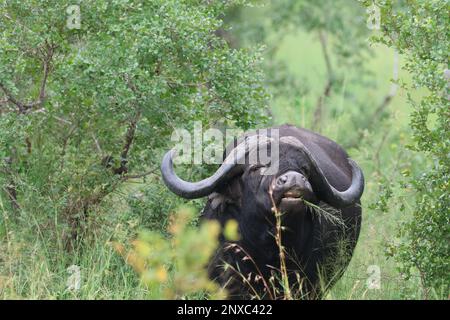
<box><xmin>361</xmin><ymin>0</ymin><xmax>449</xmax><ymax>297</ymax></box>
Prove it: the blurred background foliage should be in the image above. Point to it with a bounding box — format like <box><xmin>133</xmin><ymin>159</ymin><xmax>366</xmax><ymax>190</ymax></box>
<box><xmin>0</xmin><ymin>0</ymin><xmax>448</xmax><ymax>299</ymax></box>
<box><xmin>361</xmin><ymin>0</ymin><xmax>449</xmax><ymax>298</ymax></box>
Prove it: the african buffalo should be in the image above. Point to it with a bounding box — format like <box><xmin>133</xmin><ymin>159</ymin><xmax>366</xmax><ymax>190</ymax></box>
<box><xmin>161</xmin><ymin>124</ymin><xmax>364</xmax><ymax>299</ymax></box>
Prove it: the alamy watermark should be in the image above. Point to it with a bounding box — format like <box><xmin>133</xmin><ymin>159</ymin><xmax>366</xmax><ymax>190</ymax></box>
<box><xmin>66</xmin><ymin>5</ymin><xmax>81</xmax><ymax>30</ymax></box>
<box><xmin>367</xmin><ymin>265</ymin><xmax>381</xmax><ymax>290</ymax></box>
<box><xmin>366</xmin><ymin>2</ymin><xmax>381</xmax><ymax>30</ymax></box>
<box><xmin>66</xmin><ymin>264</ymin><xmax>81</xmax><ymax>292</ymax></box>
<box><xmin>170</xmin><ymin>122</ymin><xmax>280</xmax><ymax>175</ymax></box>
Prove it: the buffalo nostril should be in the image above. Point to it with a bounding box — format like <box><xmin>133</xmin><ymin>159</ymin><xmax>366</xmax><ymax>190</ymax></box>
<box><xmin>277</xmin><ymin>175</ymin><xmax>288</xmax><ymax>185</ymax></box>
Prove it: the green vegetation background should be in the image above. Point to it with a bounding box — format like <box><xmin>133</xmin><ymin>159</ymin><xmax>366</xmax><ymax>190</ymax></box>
<box><xmin>0</xmin><ymin>1</ymin><xmax>447</xmax><ymax>299</ymax></box>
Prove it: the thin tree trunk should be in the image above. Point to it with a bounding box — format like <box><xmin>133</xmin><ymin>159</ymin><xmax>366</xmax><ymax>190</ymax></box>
<box><xmin>2</xmin><ymin>152</ymin><xmax>20</xmax><ymax>214</ymax></box>
<box><xmin>346</xmin><ymin>51</ymin><xmax>399</xmax><ymax>149</ymax></box>
<box><xmin>313</xmin><ymin>30</ymin><xmax>334</xmax><ymax>132</ymax></box>
<box><xmin>372</xmin><ymin>50</ymin><xmax>399</xmax><ymax>119</ymax></box>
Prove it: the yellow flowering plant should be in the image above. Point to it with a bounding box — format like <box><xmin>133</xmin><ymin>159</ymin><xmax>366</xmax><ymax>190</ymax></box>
<box><xmin>114</xmin><ymin>206</ymin><xmax>238</xmax><ymax>299</ymax></box>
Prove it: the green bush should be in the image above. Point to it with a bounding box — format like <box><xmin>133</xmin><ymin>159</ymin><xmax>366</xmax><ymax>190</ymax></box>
<box><xmin>0</xmin><ymin>0</ymin><xmax>268</xmax><ymax>298</ymax></box>
<box><xmin>114</xmin><ymin>206</ymin><xmax>227</xmax><ymax>299</ymax></box>
<box><xmin>0</xmin><ymin>0</ymin><xmax>268</xmax><ymax>247</ymax></box>
<box><xmin>1</xmin><ymin>0</ymin><xmax>447</xmax><ymax>300</ymax></box>
<box><xmin>362</xmin><ymin>0</ymin><xmax>449</xmax><ymax>298</ymax></box>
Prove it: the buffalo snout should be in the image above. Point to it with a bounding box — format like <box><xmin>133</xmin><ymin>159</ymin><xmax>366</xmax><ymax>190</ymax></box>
<box><xmin>272</xmin><ymin>171</ymin><xmax>317</xmax><ymax>209</ymax></box>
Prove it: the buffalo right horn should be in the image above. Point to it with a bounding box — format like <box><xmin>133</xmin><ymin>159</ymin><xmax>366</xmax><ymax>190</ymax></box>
<box><xmin>279</xmin><ymin>136</ymin><xmax>364</xmax><ymax>208</ymax></box>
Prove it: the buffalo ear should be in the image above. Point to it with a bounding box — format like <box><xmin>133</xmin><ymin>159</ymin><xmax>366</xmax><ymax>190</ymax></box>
<box><xmin>207</xmin><ymin>178</ymin><xmax>242</xmax><ymax>212</ymax></box>
<box><xmin>208</xmin><ymin>192</ymin><xmax>227</xmax><ymax>211</ymax></box>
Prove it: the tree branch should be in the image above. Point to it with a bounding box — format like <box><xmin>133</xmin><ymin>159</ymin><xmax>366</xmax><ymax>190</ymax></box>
<box><xmin>121</xmin><ymin>167</ymin><xmax>159</xmax><ymax>181</ymax></box>
<box><xmin>0</xmin><ymin>40</ymin><xmax>56</xmax><ymax>114</ymax></box>
<box><xmin>121</xmin><ymin>112</ymin><xmax>141</xmax><ymax>163</ymax></box>
<box><xmin>92</xmin><ymin>133</ymin><xmax>103</xmax><ymax>155</ymax></box>
<box><xmin>313</xmin><ymin>30</ymin><xmax>334</xmax><ymax>131</ymax></box>
<box><xmin>0</xmin><ymin>82</ymin><xmax>27</xmax><ymax>113</ymax></box>
<box><xmin>372</xmin><ymin>50</ymin><xmax>399</xmax><ymax>119</ymax></box>
<box><xmin>60</xmin><ymin>125</ymin><xmax>78</xmax><ymax>171</ymax></box>
<box><xmin>346</xmin><ymin>51</ymin><xmax>400</xmax><ymax>149</ymax></box>
<box><xmin>2</xmin><ymin>186</ymin><xmax>20</xmax><ymax>212</ymax></box>
<box><xmin>1</xmin><ymin>154</ymin><xmax>20</xmax><ymax>213</ymax></box>
<box><xmin>112</xmin><ymin>74</ymin><xmax>143</xmax><ymax>175</ymax></box>
<box><xmin>319</xmin><ymin>30</ymin><xmax>333</xmax><ymax>80</ymax></box>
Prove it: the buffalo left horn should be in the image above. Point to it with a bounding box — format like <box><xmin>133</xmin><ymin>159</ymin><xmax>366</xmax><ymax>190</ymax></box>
<box><xmin>161</xmin><ymin>135</ymin><xmax>273</xmax><ymax>199</ymax></box>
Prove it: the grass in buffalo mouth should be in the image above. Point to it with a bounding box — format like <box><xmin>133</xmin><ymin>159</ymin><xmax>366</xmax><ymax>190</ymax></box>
<box><xmin>302</xmin><ymin>199</ymin><xmax>345</xmax><ymax>228</ymax></box>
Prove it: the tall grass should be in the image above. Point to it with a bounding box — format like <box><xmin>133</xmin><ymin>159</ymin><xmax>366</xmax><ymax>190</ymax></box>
<box><xmin>0</xmin><ymin>18</ymin><xmax>429</xmax><ymax>301</ymax></box>
<box><xmin>0</xmin><ymin>186</ymin><xmax>148</xmax><ymax>299</ymax></box>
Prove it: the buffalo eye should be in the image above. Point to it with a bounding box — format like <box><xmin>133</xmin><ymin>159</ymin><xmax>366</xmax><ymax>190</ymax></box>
<box><xmin>300</xmin><ymin>166</ymin><xmax>309</xmax><ymax>178</ymax></box>
<box><xmin>248</xmin><ymin>164</ymin><xmax>265</xmax><ymax>173</ymax></box>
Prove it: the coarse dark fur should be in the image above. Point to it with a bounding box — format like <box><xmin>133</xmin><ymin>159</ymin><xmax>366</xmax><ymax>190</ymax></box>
<box><xmin>200</xmin><ymin>125</ymin><xmax>362</xmax><ymax>299</ymax></box>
